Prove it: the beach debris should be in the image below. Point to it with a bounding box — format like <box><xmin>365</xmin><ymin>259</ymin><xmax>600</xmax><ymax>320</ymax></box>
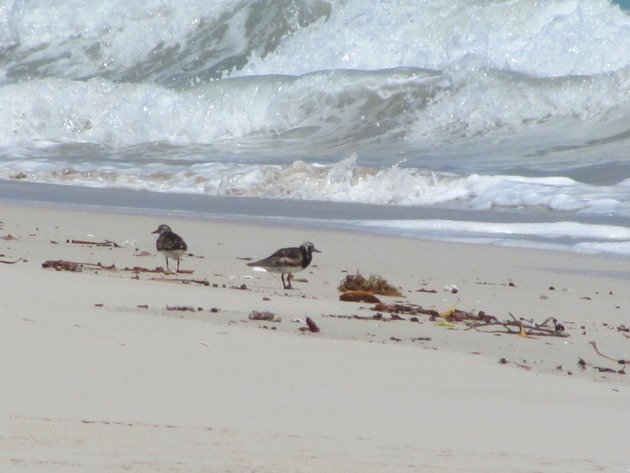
<box><xmin>149</xmin><ymin>277</ymin><xmax>209</xmax><ymax>286</ymax></box>
<box><xmin>465</xmin><ymin>313</ymin><xmax>567</xmax><ymax>338</ymax></box>
<box><xmin>411</xmin><ymin>336</ymin><xmax>431</xmax><ymax>342</ymax></box>
<box><xmin>593</xmin><ymin>366</ymin><xmax>623</xmax><ymax>374</ymax></box>
<box><xmin>372</xmin><ymin>302</ymin><xmax>439</xmax><ymax>318</ymax></box>
<box><xmin>498</xmin><ymin>357</ymin><xmax>531</xmax><ymax>370</ymax></box>
<box><xmin>305</xmin><ymin>316</ymin><xmax>320</xmax><ymax>333</ymax></box>
<box><xmin>1</xmin><ymin>234</ymin><xmax>18</xmax><ymax>240</ymax></box>
<box><xmin>444</xmin><ymin>284</ymin><xmax>459</xmax><ymax>294</ymax></box>
<box><xmin>134</xmin><ymin>250</ymin><xmax>152</xmax><ymax>257</ymax></box>
<box><xmin>248</xmin><ymin>310</ymin><xmax>281</xmax><ymax>322</ymax></box>
<box><xmin>42</xmin><ymin>259</ymin><xmax>83</xmax><ymax>271</ymax></box>
<box><xmin>166</xmin><ymin>305</ymin><xmax>198</xmax><ymax>312</ymax></box>
<box><xmin>41</xmin><ymin>259</ymin><xmax>199</xmax><ymax>274</ymax></box>
<box><xmin>339</xmin><ymin>291</ymin><xmax>382</xmax><ymax>303</ymax></box>
<box><xmin>66</xmin><ymin>238</ymin><xmax>121</xmax><ymax>248</ymax></box>
<box><xmin>338</xmin><ymin>272</ymin><xmax>402</xmax><ymax>296</ymax></box>
<box><xmin>188</xmin><ymin>278</ymin><xmax>210</xmax><ymax>286</ymax></box>
<box><xmin>589</xmin><ymin>341</ymin><xmax>629</xmax><ymax>365</ymax></box>
<box><xmin>435</xmin><ymin>320</ymin><xmax>456</xmax><ymax>329</ymax></box>
<box><xmin>326</xmin><ymin>313</ymin><xmax>372</xmax><ymax>321</ymax></box>
<box><xmin>127</xmin><ymin>265</ymin><xmax>193</xmax><ymax>274</ymax></box>
<box><xmin>0</xmin><ymin>257</ymin><xmax>22</xmax><ymax>264</ymax></box>
<box><xmin>417</xmin><ymin>288</ymin><xmax>437</xmax><ymax>293</ymax></box>
<box><xmin>439</xmin><ymin>298</ymin><xmax>461</xmax><ymax>318</ymax></box>
<box><xmin>331</xmin><ymin>300</ymin><xmax>569</xmax><ymax>339</ymax></box>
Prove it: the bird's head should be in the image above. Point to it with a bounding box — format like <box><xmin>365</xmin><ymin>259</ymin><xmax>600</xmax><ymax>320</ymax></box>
<box><xmin>151</xmin><ymin>224</ymin><xmax>172</xmax><ymax>235</ymax></box>
<box><xmin>300</xmin><ymin>242</ymin><xmax>321</xmax><ymax>254</ymax></box>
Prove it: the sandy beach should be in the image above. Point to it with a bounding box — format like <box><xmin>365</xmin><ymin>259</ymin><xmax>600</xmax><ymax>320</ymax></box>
<box><xmin>1</xmin><ymin>200</ymin><xmax>629</xmax><ymax>472</ymax></box>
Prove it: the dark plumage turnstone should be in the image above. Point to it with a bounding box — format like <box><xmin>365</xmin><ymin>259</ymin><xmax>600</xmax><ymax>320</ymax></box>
<box><xmin>151</xmin><ymin>224</ymin><xmax>188</xmax><ymax>274</ymax></box>
<box><xmin>247</xmin><ymin>241</ymin><xmax>321</xmax><ymax>289</ymax></box>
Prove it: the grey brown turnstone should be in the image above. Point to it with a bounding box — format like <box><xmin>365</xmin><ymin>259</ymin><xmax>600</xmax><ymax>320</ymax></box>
<box><xmin>247</xmin><ymin>241</ymin><xmax>321</xmax><ymax>289</ymax></box>
<box><xmin>151</xmin><ymin>224</ymin><xmax>188</xmax><ymax>274</ymax></box>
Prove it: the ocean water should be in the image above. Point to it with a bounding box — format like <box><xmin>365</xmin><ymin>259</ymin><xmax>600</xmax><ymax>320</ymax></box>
<box><xmin>0</xmin><ymin>0</ymin><xmax>629</xmax><ymax>255</ymax></box>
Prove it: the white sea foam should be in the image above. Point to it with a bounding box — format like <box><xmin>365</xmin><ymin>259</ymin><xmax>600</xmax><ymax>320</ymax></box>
<box><xmin>357</xmin><ymin>219</ymin><xmax>630</xmax><ymax>241</ymax></box>
<box><xmin>2</xmin><ymin>156</ymin><xmax>629</xmax><ymax>218</ymax></box>
<box><xmin>351</xmin><ymin>220</ymin><xmax>630</xmax><ymax>256</ymax></box>
<box><xmin>1</xmin><ymin>67</ymin><xmax>628</xmax><ymax>165</ymax></box>
<box><xmin>0</xmin><ymin>0</ymin><xmax>629</xmax><ymax>256</ymax></box>
<box><xmin>0</xmin><ymin>0</ymin><xmax>628</xmax><ymax>158</ymax></box>
<box><xmin>234</xmin><ymin>0</ymin><xmax>630</xmax><ymax>78</ymax></box>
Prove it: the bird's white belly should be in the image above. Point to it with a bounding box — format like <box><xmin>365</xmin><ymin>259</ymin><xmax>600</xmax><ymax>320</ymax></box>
<box><xmin>255</xmin><ymin>265</ymin><xmax>304</xmax><ymax>274</ymax></box>
<box><xmin>161</xmin><ymin>249</ymin><xmax>186</xmax><ymax>259</ymax></box>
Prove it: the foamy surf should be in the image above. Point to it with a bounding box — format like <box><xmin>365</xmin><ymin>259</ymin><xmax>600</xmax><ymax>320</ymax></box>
<box><xmin>2</xmin><ymin>156</ymin><xmax>629</xmax><ymax>217</ymax></box>
<box><xmin>1</xmin><ymin>0</ymin><xmax>629</xmax><ymax>255</ymax></box>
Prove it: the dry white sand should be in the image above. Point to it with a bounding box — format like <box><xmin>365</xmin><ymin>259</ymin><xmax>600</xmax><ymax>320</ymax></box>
<box><xmin>1</xmin><ymin>201</ymin><xmax>629</xmax><ymax>472</ymax></box>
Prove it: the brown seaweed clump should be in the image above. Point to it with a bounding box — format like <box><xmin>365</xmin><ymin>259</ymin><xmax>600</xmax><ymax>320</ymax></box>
<box><xmin>338</xmin><ymin>272</ymin><xmax>402</xmax><ymax>297</ymax></box>
<box><xmin>339</xmin><ymin>291</ymin><xmax>382</xmax><ymax>303</ymax></box>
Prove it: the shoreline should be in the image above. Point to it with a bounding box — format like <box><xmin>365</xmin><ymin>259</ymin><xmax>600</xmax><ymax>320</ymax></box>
<box><xmin>1</xmin><ymin>198</ymin><xmax>629</xmax><ymax>471</ymax></box>
<box><xmin>2</xmin><ymin>178</ymin><xmax>630</xmax><ymax>259</ymax></box>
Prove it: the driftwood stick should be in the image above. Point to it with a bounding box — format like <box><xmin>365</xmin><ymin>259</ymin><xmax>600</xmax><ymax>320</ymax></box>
<box><xmin>166</xmin><ymin>305</ymin><xmax>197</xmax><ymax>312</ymax></box>
<box><xmin>125</xmin><ymin>266</ymin><xmax>165</xmax><ymax>273</ymax></box>
<box><xmin>42</xmin><ymin>260</ymin><xmax>81</xmax><ymax>271</ymax></box>
<box><xmin>68</xmin><ymin>239</ymin><xmax>121</xmax><ymax>248</ymax></box>
<box><xmin>148</xmin><ymin>277</ymin><xmax>208</xmax><ymax>286</ymax></box>
<box><xmin>124</xmin><ymin>266</ymin><xmax>194</xmax><ymax>274</ymax></box>
<box><xmin>0</xmin><ymin>257</ymin><xmax>22</xmax><ymax>264</ymax></box>
<box><xmin>465</xmin><ymin>320</ymin><xmax>519</xmax><ymax>334</ymax></box>
<box><xmin>42</xmin><ymin>260</ymin><xmax>116</xmax><ymax>271</ymax></box>
<box><xmin>589</xmin><ymin>341</ymin><xmax>628</xmax><ymax>365</ymax></box>
<box><xmin>509</xmin><ymin>312</ymin><xmax>523</xmax><ymax>326</ymax></box>
<box><xmin>466</xmin><ymin>317</ymin><xmax>567</xmax><ymax>337</ymax></box>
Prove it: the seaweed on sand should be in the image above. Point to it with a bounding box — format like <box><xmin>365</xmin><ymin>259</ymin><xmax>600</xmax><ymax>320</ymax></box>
<box><xmin>338</xmin><ymin>272</ymin><xmax>402</xmax><ymax>297</ymax></box>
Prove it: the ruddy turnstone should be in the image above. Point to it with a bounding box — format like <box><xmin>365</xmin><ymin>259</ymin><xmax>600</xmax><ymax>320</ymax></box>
<box><xmin>151</xmin><ymin>224</ymin><xmax>188</xmax><ymax>274</ymax></box>
<box><xmin>247</xmin><ymin>241</ymin><xmax>321</xmax><ymax>289</ymax></box>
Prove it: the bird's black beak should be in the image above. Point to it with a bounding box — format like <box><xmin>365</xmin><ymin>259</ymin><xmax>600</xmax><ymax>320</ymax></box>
<box><xmin>313</xmin><ymin>248</ymin><xmax>322</xmax><ymax>253</ymax></box>
<box><xmin>151</xmin><ymin>229</ymin><xmax>159</xmax><ymax>234</ymax></box>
